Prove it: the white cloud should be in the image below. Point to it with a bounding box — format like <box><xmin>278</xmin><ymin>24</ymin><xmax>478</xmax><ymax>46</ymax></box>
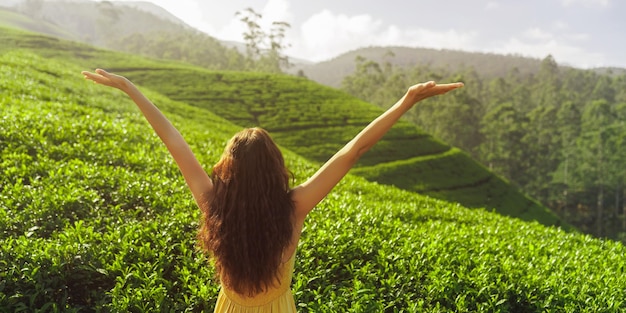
<box><xmin>261</xmin><ymin>0</ymin><xmax>293</xmax><ymax>26</ymax></box>
<box><xmin>552</xmin><ymin>20</ymin><xmax>569</xmax><ymax>30</ymax></box>
<box><xmin>523</xmin><ymin>28</ymin><xmax>554</xmax><ymax>41</ymax></box>
<box><xmin>565</xmin><ymin>32</ymin><xmax>590</xmax><ymax>41</ymax></box>
<box><xmin>492</xmin><ymin>37</ymin><xmax>606</xmax><ymax>68</ymax></box>
<box><xmin>485</xmin><ymin>1</ymin><xmax>501</xmax><ymax>10</ymax></box>
<box><xmin>560</xmin><ymin>0</ymin><xmax>610</xmax><ymax>8</ymax></box>
<box><xmin>288</xmin><ymin>9</ymin><xmax>478</xmax><ymax>62</ymax></box>
<box><xmin>507</xmin><ymin>27</ymin><xmax>596</xmax><ymax>66</ymax></box>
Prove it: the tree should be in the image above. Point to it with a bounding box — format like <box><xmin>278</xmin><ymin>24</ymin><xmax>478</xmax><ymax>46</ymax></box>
<box><xmin>480</xmin><ymin>102</ymin><xmax>528</xmax><ymax>184</ymax></box>
<box><xmin>552</xmin><ymin>100</ymin><xmax>581</xmax><ymax>212</ymax></box>
<box><xmin>426</xmin><ymin>70</ymin><xmax>484</xmax><ymax>156</ymax></box>
<box><xmin>608</xmin><ymin>76</ymin><xmax>626</xmax><ymax>232</ymax></box>
<box><xmin>338</xmin><ymin>52</ymin><xmax>626</xmax><ymax>241</ymax></box>
<box><xmin>576</xmin><ymin>99</ymin><xmax>615</xmax><ymax>237</ymax></box>
<box><xmin>341</xmin><ymin>56</ymin><xmax>387</xmax><ymax>103</ymax></box>
<box><xmin>235</xmin><ymin>7</ymin><xmax>291</xmax><ymax>73</ymax></box>
<box><xmin>236</xmin><ymin>8</ymin><xmax>264</xmax><ymax>64</ymax></box>
<box><xmin>523</xmin><ymin>103</ymin><xmax>560</xmax><ymax>201</ymax></box>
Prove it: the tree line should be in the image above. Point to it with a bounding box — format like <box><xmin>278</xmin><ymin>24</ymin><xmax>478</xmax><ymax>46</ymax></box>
<box><xmin>110</xmin><ymin>8</ymin><xmax>292</xmax><ymax>73</ymax></box>
<box><xmin>341</xmin><ymin>54</ymin><xmax>626</xmax><ymax>241</ymax></box>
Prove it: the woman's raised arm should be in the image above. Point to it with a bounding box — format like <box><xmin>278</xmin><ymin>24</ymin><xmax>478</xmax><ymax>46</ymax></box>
<box><xmin>82</xmin><ymin>69</ymin><xmax>213</xmax><ymax>206</ymax></box>
<box><xmin>290</xmin><ymin>81</ymin><xmax>463</xmax><ymax>220</ymax></box>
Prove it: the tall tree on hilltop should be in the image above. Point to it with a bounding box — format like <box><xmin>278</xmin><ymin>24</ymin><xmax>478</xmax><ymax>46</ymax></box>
<box><xmin>432</xmin><ymin>70</ymin><xmax>484</xmax><ymax>156</ymax></box>
<box><xmin>613</xmin><ymin>102</ymin><xmax>626</xmax><ymax>230</ymax></box>
<box><xmin>342</xmin><ymin>56</ymin><xmax>387</xmax><ymax>103</ymax></box>
<box><xmin>577</xmin><ymin>99</ymin><xmax>615</xmax><ymax>236</ymax></box>
<box><xmin>523</xmin><ymin>103</ymin><xmax>560</xmax><ymax>201</ymax></box>
<box><xmin>517</xmin><ymin>55</ymin><xmax>564</xmax><ymax>201</ymax></box>
<box><xmin>236</xmin><ymin>7</ymin><xmax>291</xmax><ymax>73</ymax></box>
<box><xmin>532</xmin><ymin>55</ymin><xmax>562</xmax><ymax>112</ymax></box>
<box><xmin>552</xmin><ymin>100</ymin><xmax>582</xmax><ymax>213</ymax></box>
<box><xmin>237</xmin><ymin>8</ymin><xmax>263</xmax><ymax>62</ymax></box>
<box><xmin>480</xmin><ymin>102</ymin><xmax>528</xmax><ymax>185</ymax></box>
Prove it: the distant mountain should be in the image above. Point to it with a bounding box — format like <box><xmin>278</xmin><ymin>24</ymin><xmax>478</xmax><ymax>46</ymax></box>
<box><xmin>593</xmin><ymin>67</ymin><xmax>626</xmax><ymax>76</ymax></box>
<box><xmin>4</xmin><ymin>0</ymin><xmax>192</xmax><ymax>46</ymax></box>
<box><xmin>113</xmin><ymin>1</ymin><xmax>191</xmax><ymax>28</ymax></box>
<box><xmin>0</xmin><ymin>1</ymin><xmax>243</xmax><ymax>70</ymax></box>
<box><xmin>3</xmin><ymin>0</ymin><xmax>188</xmax><ymax>28</ymax></box>
<box><xmin>0</xmin><ymin>6</ymin><xmax>77</xmax><ymax>40</ymax></box>
<box><xmin>291</xmin><ymin>46</ymin><xmax>548</xmax><ymax>88</ymax></box>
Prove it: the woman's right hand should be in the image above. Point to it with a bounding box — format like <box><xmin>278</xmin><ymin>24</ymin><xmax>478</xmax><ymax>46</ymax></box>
<box><xmin>82</xmin><ymin>69</ymin><xmax>133</xmax><ymax>93</ymax></box>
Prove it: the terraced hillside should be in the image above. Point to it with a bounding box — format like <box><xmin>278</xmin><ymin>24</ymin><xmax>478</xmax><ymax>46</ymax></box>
<box><xmin>0</xmin><ymin>26</ymin><xmax>560</xmax><ymax>227</ymax></box>
<box><xmin>1</xmin><ymin>30</ymin><xmax>625</xmax><ymax>312</ymax></box>
<box><xmin>117</xmin><ymin>67</ymin><xmax>561</xmax><ymax>227</ymax></box>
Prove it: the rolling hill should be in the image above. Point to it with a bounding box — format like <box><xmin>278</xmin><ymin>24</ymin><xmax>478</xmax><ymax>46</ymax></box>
<box><xmin>1</xmin><ymin>26</ymin><xmax>625</xmax><ymax>312</ymax></box>
<box><xmin>1</xmin><ymin>0</ymin><xmax>194</xmax><ymax>45</ymax></box>
<box><xmin>0</xmin><ymin>25</ymin><xmax>564</xmax><ymax>227</ymax></box>
<box><xmin>0</xmin><ymin>6</ymin><xmax>77</xmax><ymax>40</ymax></box>
<box><xmin>0</xmin><ymin>2</ymin><xmax>241</xmax><ymax>70</ymax></box>
<box><xmin>119</xmin><ymin>66</ymin><xmax>562</xmax><ymax>226</ymax></box>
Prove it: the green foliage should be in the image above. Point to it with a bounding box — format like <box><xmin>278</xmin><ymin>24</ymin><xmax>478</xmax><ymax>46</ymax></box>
<box><xmin>351</xmin><ymin>149</ymin><xmax>562</xmax><ymax>226</ymax></box>
<box><xmin>109</xmin><ymin>30</ymin><xmax>246</xmax><ymax>71</ymax></box>
<box><xmin>236</xmin><ymin>7</ymin><xmax>292</xmax><ymax>72</ymax></box>
<box><xmin>295</xmin><ymin>46</ymin><xmax>545</xmax><ymax>88</ymax></box>
<box><xmin>0</xmin><ymin>27</ymin><xmax>564</xmax><ymax>230</ymax></box>
<box><xmin>341</xmin><ymin>54</ymin><xmax>626</xmax><ymax>241</ymax></box>
<box><xmin>2</xmin><ymin>35</ymin><xmax>625</xmax><ymax>312</ymax></box>
<box><xmin>0</xmin><ymin>50</ymin><xmax>233</xmax><ymax>312</ymax></box>
<box><xmin>113</xmin><ymin>63</ymin><xmax>558</xmax><ymax>227</ymax></box>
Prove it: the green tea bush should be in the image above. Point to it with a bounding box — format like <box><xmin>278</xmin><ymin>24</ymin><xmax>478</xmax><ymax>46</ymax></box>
<box><xmin>351</xmin><ymin>148</ymin><xmax>561</xmax><ymax>227</ymax></box>
<box><xmin>1</xmin><ymin>47</ymin><xmax>625</xmax><ymax>312</ymax></box>
<box><xmin>1</xmin><ymin>27</ymin><xmax>562</xmax><ymax>228</ymax></box>
<box><xmin>111</xmin><ymin>62</ymin><xmax>560</xmax><ymax>228</ymax></box>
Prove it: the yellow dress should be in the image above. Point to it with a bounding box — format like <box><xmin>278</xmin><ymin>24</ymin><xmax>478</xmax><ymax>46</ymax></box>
<box><xmin>213</xmin><ymin>252</ymin><xmax>297</xmax><ymax>312</ymax></box>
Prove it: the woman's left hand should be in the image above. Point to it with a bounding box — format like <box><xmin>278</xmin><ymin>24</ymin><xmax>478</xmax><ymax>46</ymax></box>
<box><xmin>404</xmin><ymin>81</ymin><xmax>464</xmax><ymax>105</ymax></box>
<box><xmin>82</xmin><ymin>69</ymin><xmax>132</xmax><ymax>93</ymax></box>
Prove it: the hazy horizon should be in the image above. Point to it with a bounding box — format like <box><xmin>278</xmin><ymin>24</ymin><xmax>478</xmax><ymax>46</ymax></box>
<box><xmin>2</xmin><ymin>0</ymin><xmax>625</xmax><ymax>69</ymax></box>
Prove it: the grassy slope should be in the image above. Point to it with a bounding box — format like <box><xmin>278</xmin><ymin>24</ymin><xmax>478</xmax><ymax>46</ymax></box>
<box><xmin>0</xmin><ymin>24</ymin><xmax>561</xmax><ymax>228</ymax></box>
<box><xmin>2</xmin><ymin>28</ymin><xmax>624</xmax><ymax>312</ymax></box>
<box><xmin>114</xmin><ymin>63</ymin><xmax>562</xmax><ymax>228</ymax></box>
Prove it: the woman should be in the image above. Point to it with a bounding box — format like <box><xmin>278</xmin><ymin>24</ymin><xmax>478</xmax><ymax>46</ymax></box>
<box><xmin>82</xmin><ymin>68</ymin><xmax>463</xmax><ymax>312</ymax></box>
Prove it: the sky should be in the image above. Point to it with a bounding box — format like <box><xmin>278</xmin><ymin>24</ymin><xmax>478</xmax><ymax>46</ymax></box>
<box><xmin>104</xmin><ymin>0</ymin><xmax>625</xmax><ymax>69</ymax></box>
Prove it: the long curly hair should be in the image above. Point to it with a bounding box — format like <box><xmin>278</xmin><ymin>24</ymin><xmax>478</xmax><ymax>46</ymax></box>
<box><xmin>197</xmin><ymin>127</ymin><xmax>294</xmax><ymax>296</ymax></box>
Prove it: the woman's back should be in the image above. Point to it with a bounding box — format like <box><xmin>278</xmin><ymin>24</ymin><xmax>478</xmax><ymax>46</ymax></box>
<box><xmin>213</xmin><ymin>251</ymin><xmax>297</xmax><ymax>312</ymax></box>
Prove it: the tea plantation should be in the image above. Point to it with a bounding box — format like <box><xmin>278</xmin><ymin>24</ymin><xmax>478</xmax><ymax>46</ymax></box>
<box><xmin>0</xmin><ymin>26</ymin><xmax>562</xmax><ymax>227</ymax></box>
<box><xmin>113</xmin><ymin>66</ymin><xmax>561</xmax><ymax>227</ymax></box>
<box><xmin>1</xmin><ymin>28</ymin><xmax>625</xmax><ymax>312</ymax></box>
